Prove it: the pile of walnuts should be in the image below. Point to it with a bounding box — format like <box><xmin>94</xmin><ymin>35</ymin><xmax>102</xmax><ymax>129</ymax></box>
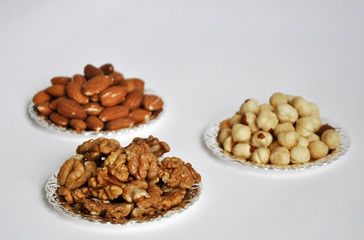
<box><xmin>56</xmin><ymin>136</ymin><xmax>201</xmax><ymax>222</ymax></box>
<box><xmin>32</xmin><ymin>63</ymin><xmax>163</xmax><ymax>132</ymax></box>
<box><xmin>218</xmin><ymin>92</ymin><xmax>341</xmax><ymax>166</ymax></box>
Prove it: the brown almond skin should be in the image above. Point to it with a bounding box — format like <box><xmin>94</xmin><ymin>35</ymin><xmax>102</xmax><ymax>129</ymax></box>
<box><xmin>57</xmin><ymin>99</ymin><xmax>86</xmax><ymax>119</ymax></box>
<box><xmin>109</xmin><ymin>71</ymin><xmax>124</xmax><ymax>84</ymax></box>
<box><xmin>119</xmin><ymin>78</ymin><xmax>144</xmax><ymax>93</ymax></box>
<box><xmin>123</xmin><ymin>90</ymin><xmax>143</xmax><ymax>110</ymax></box>
<box><xmin>99</xmin><ymin>85</ymin><xmax>127</xmax><ymax>107</ymax></box>
<box><xmin>90</xmin><ymin>94</ymin><xmax>99</xmax><ymax>102</ymax></box>
<box><xmin>99</xmin><ymin>105</ymin><xmax>129</xmax><ymax>122</ymax></box>
<box><xmin>143</xmin><ymin>95</ymin><xmax>163</xmax><ymax>111</ymax></box>
<box><xmin>86</xmin><ymin>116</ymin><xmax>104</xmax><ymax>131</ymax></box>
<box><xmin>105</xmin><ymin>118</ymin><xmax>135</xmax><ymax>130</ymax></box>
<box><xmin>129</xmin><ymin>108</ymin><xmax>152</xmax><ymax>122</ymax></box>
<box><xmin>82</xmin><ymin>102</ymin><xmax>104</xmax><ymax>116</ymax></box>
<box><xmin>33</xmin><ymin>90</ymin><xmax>51</xmax><ymax>104</ymax></box>
<box><xmin>72</xmin><ymin>74</ymin><xmax>87</xmax><ymax>86</ymax></box>
<box><xmin>100</xmin><ymin>63</ymin><xmax>114</xmax><ymax>75</ymax></box>
<box><xmin>45</xmin><ymin>84</ymin><xmax>66</xmax><ymax>97</ymax></box>
<box><xmin>36</xmin><ymin>102</ymin><xmax>53</xmax><ymax>116</ymax></box>
<box><xmin>66</xmin><ymin>81</ymin><xmax>89</xmax><ymax>104</ymax></box>
<box><xmin>82</xmin><ymin>75</ymin><xmax>113</xmax><ymax>96</ymax></box>
<box><xmin>84</xmin><ymin>64</ymin><xmax>104</xmax><ymax>79</ymax></box>
<box><xmin>69</xmin><ymin>119</ymin><xmax>87</xmax><ymax>132</ymax></box>
<box><xmin>49</xmin><ymin>112</ymin><xmax>69</xmax><ymax>126</ymax></box>
<box><xmin>51</xmin><ymin>77</ymin><xmax>71</xmax><ymax>85</ymax></box>
<box><xmin>49</xmin><ymin>96</ymin><xmax>67</xmax><ymax>110</ymax></box>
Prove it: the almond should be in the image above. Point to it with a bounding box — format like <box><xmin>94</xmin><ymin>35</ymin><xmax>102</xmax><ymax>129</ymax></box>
<box><xmin>50</xmin><ymin>112</ymin><xmax>69</xmax><ymax>126</ymax></box>
<box><xmin>82</xmin><ymin>102</ymin><xmax>104</xmax><ymax>116</ymax></box>
<box><xmin>84</xmin><ymin>64</ymin><xmax>104</xmax><ymax>79</ymax></box>
<box><xmin>66</xmin><ymin>81</ymin><xmax>89</xmax><ymax>104</ymax></box>
<box><xmin>99</xmin><ymin>105</ymin><xmax>129</xmax><ymax>122</ymax></box>
<box><xmin>99</xmin><ymin>86</ymin><xmax>127</xmax><ymax>107</ymax></box>
<box><xmin>45</xmin><ymin>84</ymin><xmax>66</xmax><ymax>97</ymax></box>
<box><xmin>33</xmin><ymin>90</ymin><xmax>51</xmax><ymax>104</ymax></box>
<box><xmin>69</xmin><ymin>119</ymin><xmax>87</xmax><ymax>132</ymax></box>
<box><xmin>143</xmin><ymin>95</ymin><xmax>163</xmax><ymax>111</ymax></box>
<box><xmin>57</xmin><ymin>99</ymin><xmax>86</xmax><ymax>119</ymax></box>
<box><xmin>82</xmin><ymin>75</ymin><xmax>113</xmax><ymax>96</ymax></box>
<box><xmin>51</xmin><ymin>76</ymin><xmax>71</xmax><ymax>85</ymax></box>
<box><xmin>119</xmin><ymin>78</ymin><xmax>144</xmax><ymax>93</ymax></box>
<box><xmin>49</xmin><ymin>96</ymin><xmax>67</xmax><ymax>110</ymax></box>
<box><xmin>129</xmin><ymin>108</ymin><xmax>152</xmax><ymax>122</ymax></box>
<box><xmin>100</xmin><ymin>63</ymin><xmax>114</xmax><ymax>75</ymax></box>
<box><xmin>90</xmin><ymin>94</ymin><xmax>99</xmax><ymax>102</ymax></box>
<box><xmin>36</xmin><ymin>102</ymin><xmax>53</xmax><ymax>116</ymax></box>
<box><xmin>109</xmin><ymin>71</ymin><xmax>124</xmax><ymax>84</ymax></box>
<box><xmin>105</xmin><ymin>118</ymin><xmax>135</xmax><ymax>130</ymax></box>
<box><xmin>86</xmin><ymin>116</ymin><xmax>104</xmax><ymax>132</ymax></box>
<box><xmin>72</xmin><ymin>74</ymin><xmax>87</xmax><ymax>86</ymax></box>
<box><xmin>123</xmin><ymin>90</ymin><xmax>143</xmax><ymax>110</ymax></box>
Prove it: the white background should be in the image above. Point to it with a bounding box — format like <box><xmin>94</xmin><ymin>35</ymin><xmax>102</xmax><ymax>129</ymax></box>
<box><xmin>1</xmin><ymin>0</ymin><xmax>363</xmax><ymax>239</ymax></box>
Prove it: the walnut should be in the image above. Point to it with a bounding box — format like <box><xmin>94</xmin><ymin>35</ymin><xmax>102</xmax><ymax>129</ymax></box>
<box><xmin>126</xmin><ymin>142</ymin><xmax>160</xmax><ymax>180</ymax></box>
<box><xmin>57</xmin><ymin>186</ymin><xmax>74</xmax><ymax>203</ymax></box>
<box><xmin>76</xmin><ymin>137</ymin><xmax>121</xmax><ymax>161</ymax></box>
<box><xmin>160</xmin><ymin>188</ymin><xmax>187</xmax><ymax>211</ymax></box>
<box><xmin>132</xmin><ymin>135</ymin><xmax>170</xmax><ymax>157</ymax></box>
<box><xmin>122</xmin><ymin>180</ymin><xmax>149</xmax><ymax>203</ymax></box>
<box><xmin>103</xmin><ymin>149</ymin><xmax>129</xmax><ymax>182</ymax></box>
<box><xmin>82</xmin><ymin>198</ymin><xmax>134</xmax><ymax>219</ymax></box>
<box><xmin>160</xmin><ymin>157</ymin><xmax>195</xmax><ymax>189</ymax></box>
<box><xmin>89</xmin><ymin>185</ymin><xmax>123</xmax><ymax>201</ymax></box>
<box><xmin>57</xmin><ymin>186</ymin><xmax>91</xmax><ymax>203</ymax></box>
<box><xmin>88</xmin><ymin>167</ymin><xmax>125</xmax><ymax>200</ymax></box>
<box><xmin>57</xmin><ymin>155</ymin><xmax>96</xmax><ymax>190</ymax></box>
<box><xmin>136</xmin><ymin>178</ymin><xmax>163</xmax><ymax>209</ymax></box>
<box><xmin>131</xmin><ymin>207</ymin><xmax>156</xmax><ymax>218</ymax></box>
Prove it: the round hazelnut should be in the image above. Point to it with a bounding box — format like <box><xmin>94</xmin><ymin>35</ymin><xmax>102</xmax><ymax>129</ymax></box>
<box><xmin>259</xmin><ymin>104</ymin><xmax>275</xmax><ymax>113</ymax></box>
<box><xmin>311</xmin><ymin>115</ymin><xmax>322</xmax><ymax>133</ymax></box>
<box><xmin>273</xmin><ymin>122</ymin><xmax>295</xmax><ymax>137</ymax></box>
<box><xmin>269</xmin><ymin>92</ymin><xmax>288</xmax><ymax>108</ymax></box>
<box><xmin>223</xmin><ymin>136</ymin><xmax>234</xmax><ymax>153</ymax></box>
<box><xmin>232</xmin><ymin>143</ymin><xmax>254</xmax><ymax>159</ymax></box>
<box><xmin>295</xmin><ymin>117</ymin><xmax>315</xmax><ymax>137</ymax></box>
<box><xmin>241</xmin><ymin>112</ymin><xmax>259</xmax><ymax>133</ymax></box>
<box><xmin>219</xmin><ymin>119</ymin><xmax>231</xmax><ymax>131</ymax></box>
<box><xmin>270</xmin><ymin>147</ymin><xmax>290</xmax><ymax>165</ymax></box>
<box><xmin>251</xmin><ymin>147</ymin><xmax>271</xmax><ymax>164</ymax></box>
<box><xmin>321</xmin><ymin>129</ymin><xmax>340</xmax><ymax>150</ymax></box>
<box><xmin>256</xmin><ymin>110</ymin><xmax>278</xmax><ymax>132</ymax></box>
<box><xmin>307</xmin><ymin>133</ymin><xmax>320</xmax><ymax>142</ymax></box>
<box><xmin>251</xmin><ymin>131</ymin><xmax>273</xmax><ymax>148</ymax></box>
<box><xmin>269</xmin><ymin>140</ymin><xmax>280</xmax><ymax>152</ymax></box>
<box><xmin>308</xmin><ymin>140</ymin><xmax>329</xmax><ymax>159</ymax></box>
<box><xmin>290</xmin><ymin>146</ymin><xmax>310</xmax><ymax>164</ymax></box>
<box><xmin>229</xmin><ymin>114</ymin><xmax>242</xmax><ymax>126</ymax></box>
<box><xmin>231</xmin><ymin>124</ymin><xmax>251</xmax><ymax>143</ymax></box>
<box><xmin>276</xmin><ymin>103</ymin><xmax>299</xmax><ymax>123</ymax></box>
<box><xmin>240</xmin><ymin>98</ymin><xmax>259</xmax><ymax>115</ymax></box>
<box><xmin>309</xmin><ymin>102</ymin><xmax>320</xmax><ymax>116</ymax></box>
<box><xmin>218</xmin><ymin>128</ymin><xmax>231</xmax><ymax>145</ymax></box>
<box><xmin>277</xmin><ymin>130</ymin><xmax>300</xmax><ymax>149</ymax></box>
<box><xmin>292</xmin><ymin>96</ymin><xmax>312</xmax><ymax>117</ymax></box>
<box><xmin>297</xmin><ymin>137</ymin><xmax>309</xmax><ymax>147</ymax></box>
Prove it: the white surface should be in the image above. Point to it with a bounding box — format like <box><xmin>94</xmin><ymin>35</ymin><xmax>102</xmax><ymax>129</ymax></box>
<box><xmin>1</xmin><ymin>0</ymin><xmax>363</xmax><ymax>239</ymax></box>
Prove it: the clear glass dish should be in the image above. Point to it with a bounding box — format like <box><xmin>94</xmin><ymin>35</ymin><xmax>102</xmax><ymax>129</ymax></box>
<box><xmin>45</xmin><ymin>172</ymin><xmax>202</xmax><ymax>225</ymax></box>
<box><xmin>29</xmin><ymin>89</ymin><xmax>165</xmax><ymax>136</ymax></box>
<box><xmin>204</xmin><ymin>114</ymin><xmax>351</xmax><ymax>171</ymax></box>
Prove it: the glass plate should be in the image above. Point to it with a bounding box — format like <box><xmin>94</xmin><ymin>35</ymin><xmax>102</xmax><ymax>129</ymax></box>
<box><xmin>29</xmin><ymin>89</ymin><xmax>165</xmax><ymax>136</ymax></box>
<box><xmin>204</xmin><ymin>114</ymin><xmax>351</xmax><ymax>171</ymax></box>
<box><xmin>45</xmin><ymin>172</ymin><xmax>202</xmax><ymax>225</ymax></box>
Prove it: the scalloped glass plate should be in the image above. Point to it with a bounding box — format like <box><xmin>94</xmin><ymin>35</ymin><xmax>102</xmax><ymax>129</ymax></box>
<box><xmin>204</xmin><ymin>114</ymin><xmax>351</xmax><ymax>171</ymax></box>
<box><xmin>29</xmin><ymin>89</ymin><xmax>165</xmax><ymax>136</ymax></box>
<box><xmin>45</xmin><ymin>173</ymin><xmax>202</xmax><ymax>225</ymax></box>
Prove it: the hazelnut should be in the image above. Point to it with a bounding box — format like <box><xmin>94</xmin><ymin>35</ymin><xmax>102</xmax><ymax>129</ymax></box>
<box><xmin>307</xmin><ymin>133</ymin><xmax>320</xmax><ymax>143</ymax></box>
<box><xmin>240</xmin><ymin>98</ymin><xmax>259</xmax><ymax>115</ymax></box>
<box><xmin>256</xmin><ymin>111</ymin><xmax>278</xmax><ymax>132</ymax></box>
<box><xmin>251</xmin><ymin>131</ymin><xmax>273</xmax><ymax>148</ymax></box>
<box><xmin>277</xmin><ymin>130</ymin><xmax>300</xmax><ymax>149</ymax></box>
<box><xmin>269</xmin><ymin>92</ymin><xmax>288</xmax><ymax>108</ymax></box>
<box><xmin>251</xmin><ymin>147</ymin><xmax>270</xmax><ymax>164</ymax></box>
<box><xmin>311</xmin><ymin>115</ymin><xmax>322</xmax><ymax>132</ymax></box>
<box><xmin>290</xmin><ymin>146</ymin><xmax>310</xmax><ymax>164</ymax></box>
<box><xmin>241</xmin><ymin>112</ymin><xmax>259</xmax><ymax>133</ymax></box>
<box><xmin>308</xmin><ymin>140</ymin><xmax>329</xmax><ymax>159</ymax></box>
<box><xmin>295</xmin><ymin>117</ymin><xmax>315</xmax><ymax>137</ymax></box>
<box><xmin>291</xmin><ymin>96</ymin><xmax>312</xmax><ymax>117</ymax></box>
<box><xmin>231</xmin><ymin>124</ymin><xmax>251</xmax><ymax>143</ymax></box>
<box><xmin>219</xmin><ymin>119</ymin><xmax>231</xmax><ymax>131</ymax></box>
<box><xmin>223</xmin><ymin>136</ymin><xmax>234</xmax><ymax>153</ymax></box>
<box><xmin>229</xmin><ymin>114</ymin><xmax>242</xmax><ymax>126</ymax></box>
<box><xmin>297</xmin><ymin>137</ymin><xmax>309</xmax><ymax>147</ymax></box>
<box><xmin>276</xmin><ymin>103</ymin><xmax>298</xmax><ymax>123</ymax></box>
<box><xmin>321</xmin><ymin>129</ymin><xmax>340</xmax><ymax>150</ymax></box>
<box><xmin>309</xmin><ymin>102</ymin><xmax>320</xmax><ymax>116</ymax></box>
<box><xmin>259</xmin><ymin>103</ymin><xmax>275</xmax><ymax>112</ymax></box>
<box><xmin>232</xmin><ymin>143</ymin><xmax>254</xmax><ymax>159</ymax></box>
<box><xmin>270</xmin><ymin>147</ymin><xmax>290</xmax><ymax>165</ymax></box>
<box><xmin>273</xmin><ymin>122</ymin><xmax>295</xmax><ymax>137</ymax></box>
<box><xmin>218</xmin><ymin>128</ymin><xmax>232</xmax><ymax>145</ymax></box>
<box><xmin>269</xmin><ymin>140</ymin><xmax>280</xmax><ymax>152</ymax></box>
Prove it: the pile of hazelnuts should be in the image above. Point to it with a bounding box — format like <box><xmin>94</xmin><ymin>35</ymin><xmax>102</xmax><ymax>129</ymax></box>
<box><xmin>218</xmin><ymin>92</ymin><xmax>341</xmax><ymax>166</ymax></box>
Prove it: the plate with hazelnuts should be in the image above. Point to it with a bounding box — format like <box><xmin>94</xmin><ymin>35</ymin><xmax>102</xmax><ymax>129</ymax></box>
<box><xmin>204</xmin><ymin>93</ymin><xmax>351</xmax><ymax>171</ymax></box>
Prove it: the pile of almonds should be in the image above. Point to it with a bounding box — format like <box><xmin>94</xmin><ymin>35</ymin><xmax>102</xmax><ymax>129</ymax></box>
<box><xmin>218</xmin><ymin>93</ymin><xmax>341</xmax><ymax>166</ymax></box>
<box><xmin>32</xmin><ymin>63</ymin><xmax>163</xmax><ymax>132</ymax></box>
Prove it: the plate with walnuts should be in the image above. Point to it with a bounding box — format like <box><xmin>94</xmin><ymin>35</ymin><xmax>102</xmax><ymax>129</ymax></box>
<box><xmin>29</xmin><ymin>63</ymin><xmax>165</xmax><ymax>136</ymax></box>
<box><xmin>45</xmin><ymin>136</ymin><xmax>202</xmax><ymax>225</ymax></box>
<box><xmin>204</xmin><ymin>93</ymin><xmax>351</xmax><ymax>171</ymax></box>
